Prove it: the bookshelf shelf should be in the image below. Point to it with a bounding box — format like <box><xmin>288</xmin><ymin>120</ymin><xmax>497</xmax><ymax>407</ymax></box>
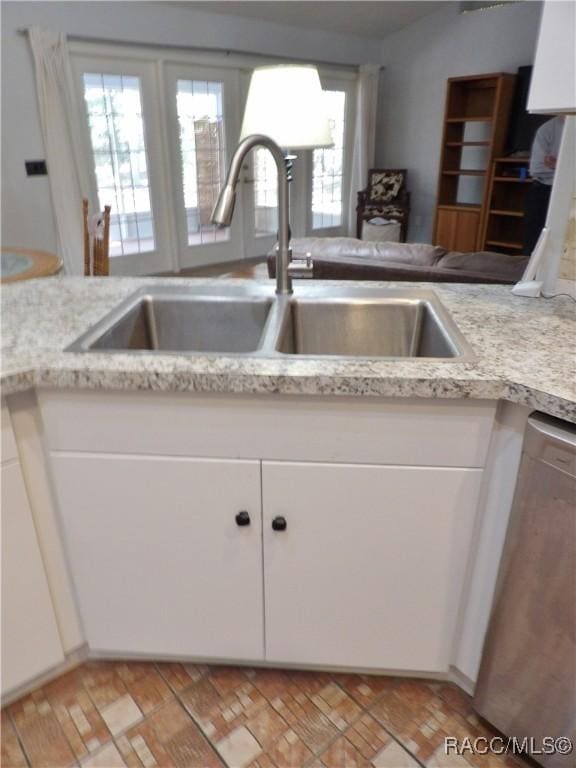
<box><xmin>437</xmin><ymin>204</ymin><xmax>482</xmax><ymax>212</ymax></box>
<box><xmin>481</xmin><ymin>157</ymin><xmax>531</xmax><ymax>253</ymax></box>
<box><xmin>445</xmin><ymin>141</ymin><xmax>491</xmax><ymax>147</ymax></box>
<box><xmin>489</xmin><ymin>209</ymin><xmax>525</xmax><ymax>218</ymax></box>
<box><xmin>445</xmin><ymin>116</ymin><xmax>493</xmax><ymax>123</ymax></box>
<box><xmin>493</xmin><ymin>176</ymin><xmax>531</xmax><ymax>183</ymax></box>
<box><xmin>486</xmin><ymin>240</ymin><xmax>524</xmax><ymax>250</ymax></box>
<box><xmin>442</xmin><ymin>170</ymin><xmax>486</xmax><ymax>177</ymax></box>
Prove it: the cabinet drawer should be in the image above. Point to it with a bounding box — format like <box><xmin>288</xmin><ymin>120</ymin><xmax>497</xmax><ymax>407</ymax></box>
<box><xmin>39</xmin><ymin>390</ymin><xmax>495</xmax><ymax>468</ymax></box>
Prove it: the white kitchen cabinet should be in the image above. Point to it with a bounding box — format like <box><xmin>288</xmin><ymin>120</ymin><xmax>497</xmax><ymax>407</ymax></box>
<box><xmin>262</xmin><ymin>461</ymin><xmax>482</xmax><ymax>673</ymax></box>
<box><xmin>1</xmin><ymin>450</ymin><xmax>64</xmax><ymax>695</ymax></box>
<box><xmin>49</xmin><ymin>454</ymin><xmax>263</xmax><ymax>660</ymax></box>
<box><xmin>41</xmin><ymin>391</ymin><xmax>494</xmax><ymax>673</ymax></box>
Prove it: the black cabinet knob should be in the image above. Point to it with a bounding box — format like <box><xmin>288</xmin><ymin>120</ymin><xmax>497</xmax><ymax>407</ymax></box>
<box><xmin>272</xmin><ymin>516</ymin><xmax>287</xmax><ymax>532</ymax></box>
<box><xmin>235</xmin><ymin>510</ymin><xmax>250</xmax><ymax>526</ymax></box>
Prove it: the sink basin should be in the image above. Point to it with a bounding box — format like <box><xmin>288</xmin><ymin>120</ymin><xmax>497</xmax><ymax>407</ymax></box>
<box><xmin>68</xmin><ymin>284</ymin><xmax>473</xmax><ymax>361</ymax></box>
<box><xmin>276</xmin><ymin>298</ymin><xmax>461</xmax><ymax>358</ymax></box>
<box><xmin>68</xmin><ymin>289</ymin><xmax>273</xmax><ymax>353</ymax></box>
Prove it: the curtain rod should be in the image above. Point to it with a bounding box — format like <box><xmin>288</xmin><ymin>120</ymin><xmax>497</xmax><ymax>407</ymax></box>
<box><xmin>16</xmin><ymin>28</ymin><xmax>380</xmax><ymax>72</ymax></box>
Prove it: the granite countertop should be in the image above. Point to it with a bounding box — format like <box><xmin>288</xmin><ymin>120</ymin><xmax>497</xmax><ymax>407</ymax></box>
<box><xmin>1</xmin><ymin>276</ymin><xmax>575</xmax><ymax>422</ymax></box>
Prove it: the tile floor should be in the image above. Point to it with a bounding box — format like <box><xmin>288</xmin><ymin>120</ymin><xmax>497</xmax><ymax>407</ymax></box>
<box><xmin>1</xmin><ymin>662</ymin><xmax>532</xmax><ymax>768</ymax></box>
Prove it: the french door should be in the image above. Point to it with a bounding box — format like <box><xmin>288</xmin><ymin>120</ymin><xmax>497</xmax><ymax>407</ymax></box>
<box><xmin>72</xmin><ymin>55</ymin><xmax>175</xmax><ymax>275</ymax></box>
<box><xmin>72</xmin><ymin>48</ymin><xmax>354</xmax><ymax>275</ymax></box>
<box><xmin>164</xmin><ymin>64</ymin><xmax>245</xmax><ymax>269</ymax></box>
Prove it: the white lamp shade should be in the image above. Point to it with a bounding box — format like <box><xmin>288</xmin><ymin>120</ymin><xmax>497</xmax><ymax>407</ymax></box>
<box><xmin>239</xmin><ymin>65</ymin><xmax>334</xmax><ymax>149</ymax></box>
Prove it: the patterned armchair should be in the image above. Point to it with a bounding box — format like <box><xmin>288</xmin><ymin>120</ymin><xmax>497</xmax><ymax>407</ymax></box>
<box><xmin>356</xmin><ymin>169</ymin><xmax>410</xmax><ymax>241</ymax></box>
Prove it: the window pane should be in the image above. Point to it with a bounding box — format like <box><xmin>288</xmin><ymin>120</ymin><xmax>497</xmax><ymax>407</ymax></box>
<box><xmin>83</xmin><ymin>73</ymin><xmax>155</xmax><ymax>256</ymax></box>
<box><xmin>312</xmin><ymin>90</ymin><xmax>346</xmax><ymax>230</ymax></box>
<box><xmin>176</xmin><ymin>79</ymin><xmax>229</xmax><ymax>247</ymax></box>
<box><xmin>254</xmin><ymin>148</ymin><xmax>278</xmax><ymax>237</ymax></box>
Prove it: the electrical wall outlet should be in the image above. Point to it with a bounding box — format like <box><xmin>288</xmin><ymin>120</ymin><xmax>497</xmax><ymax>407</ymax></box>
<box><xmin>25</xmin><ymin>160</ymin><xmax>48</xmax><ymax>176</ymax></box>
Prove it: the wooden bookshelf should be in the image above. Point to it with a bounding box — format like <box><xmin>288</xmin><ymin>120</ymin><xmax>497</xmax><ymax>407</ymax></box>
<box><xmin>433</xmin><ymin>73</ymin><xmax>516</xmax><ymax>252</ymax></box>
<box><xmin>481</xmin><ymin>157</ymin><xmax>531</xmax><ymax>254</ymax></box>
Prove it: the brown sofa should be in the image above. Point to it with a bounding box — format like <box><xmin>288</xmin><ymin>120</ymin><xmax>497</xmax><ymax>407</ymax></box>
<box><xmin>267</xmin><ymin>238</ymin><xmax>528</xmax><ymax>284</ymax></box>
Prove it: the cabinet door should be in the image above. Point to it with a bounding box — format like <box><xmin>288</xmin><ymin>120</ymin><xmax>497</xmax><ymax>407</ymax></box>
<box><xmin>453</xmin><ymin>209</ymin><xmax>481</xmax><ymax>252</ymax></box>
<box><xmin>1</xmin><ymin>462</ymin><xmax>64</xmax><ymax>695</ymax></box>
<box><xmin>435</xmin><ymin>209</ymin><xmax>457</xmax><ymax>250</ymax></box>
<box><xmin>50</xmin><ymin>455</ymin><xmax>263</xmax><ymax>659</ymax></box>
<box><xmin>262</xmin><ymin>462</ymin><xmax>482</xmax><ymax>673</ymax></box>
<box><xmin>436</xmin><ymin>208</ymin><xmax>480</xmax><ymax>252</ymax></box>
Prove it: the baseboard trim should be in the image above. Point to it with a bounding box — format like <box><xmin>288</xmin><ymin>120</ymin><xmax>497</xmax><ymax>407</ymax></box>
<box><xmin>2</xmin><ymin>649</ymin><xmax>475</xmax><ymax>706</ymax></box>
<box><xmin>449</xmin><ymin>665</ymin><xmax>476</xmax><ymax>696</ymax></box>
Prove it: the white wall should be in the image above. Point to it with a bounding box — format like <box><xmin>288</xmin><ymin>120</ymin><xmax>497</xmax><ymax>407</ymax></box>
<box><xmin>376</xmin><ymin>1</ymin><xmax>543</xmax><ymax>244</ymax></box>
<box><xmin>1</xmin><ymin>1</ymin><xmax>381</xmax><ymax>253</ymax></box>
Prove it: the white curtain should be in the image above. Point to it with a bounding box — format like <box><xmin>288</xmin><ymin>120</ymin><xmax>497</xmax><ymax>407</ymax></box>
<box><xmin>347</xmin><ymin>64</ymin><xmax>380</xmax><ymax>237</ymax></box>
<box><xmin>28</xmin><ymin>27</ymin><xmax>88</xmax><ymax>275</ymax></box>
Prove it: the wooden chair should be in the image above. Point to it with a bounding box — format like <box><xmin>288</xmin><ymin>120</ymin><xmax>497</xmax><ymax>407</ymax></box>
<box><xmin>82</xmin><ymin>199</ymin><xmax>111</xmax><ymax>276</ymax></box>
<box><xmin>356</xmin><ymin>169</ymin><xmax>410</xmax><ymax>242</ymax></box>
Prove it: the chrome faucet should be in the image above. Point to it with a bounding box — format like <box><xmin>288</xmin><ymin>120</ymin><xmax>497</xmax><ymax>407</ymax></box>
<box><xmin>211</xmin><ymin>134</ymin><xmax>313</xmax><ymax>295</ymax></box>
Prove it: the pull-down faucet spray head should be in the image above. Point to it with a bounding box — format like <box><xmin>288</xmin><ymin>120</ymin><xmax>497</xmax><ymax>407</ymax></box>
<box><xmin>211</xmin><ymin>184</ymin><xmax>236</xmax><ymax>227</ymax></box>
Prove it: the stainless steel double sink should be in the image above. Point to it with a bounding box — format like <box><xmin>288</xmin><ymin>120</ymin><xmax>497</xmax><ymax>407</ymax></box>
<box><xmin>67</xmin><ymin>284</ymin><xmax>473</xmax><ymax>360</ymax></box>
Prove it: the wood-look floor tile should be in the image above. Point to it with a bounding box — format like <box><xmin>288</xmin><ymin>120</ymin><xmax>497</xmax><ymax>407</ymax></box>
<box><xmin>247</xmin><ymin>753</ymin><xmax>277</xmax><ymax>768</ymax></box>
<box><xmin>31</xmin><ymin>669</ymin><xmax>111</xmax><ymax>760</ymax></box>
<box><xmin>314</xmin><ymin>734</ymin><xmax>370</xmax><ymax>767</ymax></box>
<box><xmin>345</xmin><ymin>714</ymin><xmax>393</xmax><ymax>759</ymax></box>
<box><xmin>206</xmin><ymin>667</ymin><xmax>250</xmax><ymax>697</ymax></box>
<box><xmin>81</xmin><ymin>741</ymin><xmax>127</xmax><ymax>767</ymax></box>
<box><xmin>2</xmin><ymin>662</ymin><xmax>536</xmax><ymax>768</ymax></box>
<box><xmin>81</xmin><ymin>661</ymin><xmax>173</xmax><ymax>717</ymax></box>
<box><xmin>180</xmin><ymin>677</ymin><xmax>225</xmax><ymax>721</ymax></box>
<box><xmin>155</xmin><ymin>662</ymin><xmax>209</xmax><ymax>693</ymax></box>
<box><xmin>264</xmin><ymin>728</ymin><xmax>313</xmax><ymax>768</ymax></box>
<box><xmin>9</xmin><ymin>706</ymin><xmax>76</xmax><ymax>768</ymax></box>
<box><xmin>269</xmin><ymin>692</ymin><xmax>338</xmax><ymax>755</ymax></box>
<box><xmin>118</xmin><ymin>664</ymin><xmax>173</xmax><ymax>715</ymax></box>
<box><xmin>81</xmin><ymin>663</ymin><xmax>130</xmax><ymax>710</ymax></box>
<box><xmin>180</xmin><ymin>678</ymin><xmax>268</xmax><ymax>743</ymax></box>
<box><xmin>334</xmin><ymin>674</ymin><xmax>398</xmax><ymax>709</ymax></box>
<box><xmin>99</xmin><ymin>694</ymin><xmax>143</xmax><ymax>737</ymax></box>
<box><xmin>309</xmin><ymin>683</ymin><xmax>362</xmax><ymax>731</ymax></box>
<box><xmin>286</xmin><ymin>671</ymin><xmax>335</xmax><ymax>697</ymax></box>
<box><xmin>244</xmin><ymin>703</ymin><xmax>290</xmax><ymax>751</ymax></box>
<box><xmin>216</xmin><ymin>725</ymin><xmax>263</xmax><ymax>768</ymax></box>
<box><xmin>315</xmin><ymin>713</ymin><xmax>392</xmax><ymax>767</ymax></box>
<box><xmin>373</xmin><ymin>740</ymin><xmax>420</xmax><ymax>767</ymax></box>
<box><xmin>1</xmin><ymin>710</ymin><xmax>27</xmax><ymax>768</ymax></box>
<box><xmin>121</xmin><ymin>699</ymin><xmax>223</xmax><ymax>767</ymax></box>
<box><xmin>247</xmin><ymin>669</ymin><xmax>295</xmax><ymax>701</ymax></box>
<box><xmin>428</xmin><ymin>745</ymin><xmax>470</xmax><ymax>767</ymax></box>
<box><xmin>369</xmin><ymin>679</ymin><xmax>441</xmax><ymax>734</ymax></box>
<box><xmin>428</xmin><ymin>682</ymin><xmax>474</xmax><ymax>720</ymax></box>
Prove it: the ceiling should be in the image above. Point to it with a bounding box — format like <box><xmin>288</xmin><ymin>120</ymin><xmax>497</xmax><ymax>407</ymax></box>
<box><xmin>171</xmin><ymin>2</ymin><xmax>447</xmax><ymax>40</ymax></box>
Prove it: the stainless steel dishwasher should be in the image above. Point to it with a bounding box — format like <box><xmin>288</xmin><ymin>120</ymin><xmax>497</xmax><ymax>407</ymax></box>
<box><xmin>474</xmin><ymin>413</ymin><xmax>576</xmax><ymax>768</ymax></box>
